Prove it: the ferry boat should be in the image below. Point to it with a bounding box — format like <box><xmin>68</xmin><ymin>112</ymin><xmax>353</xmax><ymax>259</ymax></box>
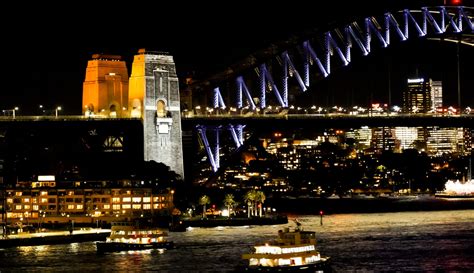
<box><xmin>241</xmin><ymin>221</ymin><xmax>330</xmax><ymax>272</ymax></box>
<box><xmin>96</xmin><ymin>222</ymin><xmax>174</xmax><ymax>253</ymax></box>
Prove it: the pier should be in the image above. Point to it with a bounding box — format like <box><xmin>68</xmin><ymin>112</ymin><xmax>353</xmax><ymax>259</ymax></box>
<box><xmin>0</xmin><ymin>228</ymin><xmax>110</xmax><ymax>248</ymax></box>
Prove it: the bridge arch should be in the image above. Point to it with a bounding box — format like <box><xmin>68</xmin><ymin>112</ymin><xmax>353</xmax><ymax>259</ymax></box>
<box><xmin>191</xmin><ymin>5</ymin><xmax>473</xmax><ymax>173</ymax></box>
<box><xmin>202</xmin><ymin>6</ymin><xmax>473</xmax><ymax>111</ymax></box>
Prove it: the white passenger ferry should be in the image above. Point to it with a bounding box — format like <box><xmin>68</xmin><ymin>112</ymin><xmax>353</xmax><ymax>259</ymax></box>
<box><xmin>96</xmin><ymin>222</ymin><xmax>173</xmax><ymax>253</ymax></box>
<box><xmin>241</xmin><ymin>221</ymin><xmax>330</xmax><ymax>272</ymax></box>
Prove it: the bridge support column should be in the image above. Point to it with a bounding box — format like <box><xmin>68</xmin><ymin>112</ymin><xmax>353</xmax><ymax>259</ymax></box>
<box><xmin>129</xmin><ymin>49</ymin><xmax>184</xmax><ymax>179</ymax></box>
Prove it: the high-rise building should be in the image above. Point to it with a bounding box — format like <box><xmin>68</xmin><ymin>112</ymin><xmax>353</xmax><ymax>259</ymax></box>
<box><xmin>395</xmin><ymin>127</ymin><xmax>418</xmax><ymax>151</ymax></box>
<box><xmin>426</xmin><ymin>127</ymin><xmax>459</xmax><ymax>156</ymax></box>
<box><xmin>431</xmin><ymin>81</ymin><xmax>443</xmax><ymax>110</ymax></box>
<box><xmin>354</xmin><ymin>127</ymin><xmax>372</xmax><ymax>150</ymax></box>
<box><xmin>463</xmin><ymin>128</ymin><xmax>473</xmax><ymax>156</ymax></box>
<box><xmin>371</xmin><ymin>127</ymin><xmax>397</xmax><ymax>153</ymax></box>
<box><xmin>403</xmin><ymin>78</ymin><xmax>432</xmax><ymax>113</ymax></box>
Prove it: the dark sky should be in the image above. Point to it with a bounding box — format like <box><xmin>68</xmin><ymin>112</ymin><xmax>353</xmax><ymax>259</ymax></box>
<box><xmin>2</xmin><ymin>0</ymin><xmax>473</xmax><ymax>114</ymax></box>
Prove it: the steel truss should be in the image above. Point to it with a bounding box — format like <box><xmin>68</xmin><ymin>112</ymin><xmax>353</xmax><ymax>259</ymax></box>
<box><xmin>203</xmin><ymin>6</ymin><xmax>473</xmax><ymax>172</ymax></box>
<box><xmin>213</xmin><ymin>6</ymin><xmax>473</xmax><ymax>111</ymax></box>
<box><xmin>197</xmin><ymin>124</ymin><xmax>245</xmax><ymax>172</ymax></box>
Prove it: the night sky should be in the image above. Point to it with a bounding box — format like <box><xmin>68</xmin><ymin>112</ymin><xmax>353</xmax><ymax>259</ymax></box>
<box><xmin>2</xmin><ymin>0</ymin><xmax>473</xmax><ymax>114</ymax></box>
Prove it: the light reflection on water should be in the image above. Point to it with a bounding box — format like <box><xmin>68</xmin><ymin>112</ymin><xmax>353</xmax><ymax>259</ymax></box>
<box><xmin>0</xmin><ymin>210</ymin><xmax>473</xmax><ymax>272</ymax></box>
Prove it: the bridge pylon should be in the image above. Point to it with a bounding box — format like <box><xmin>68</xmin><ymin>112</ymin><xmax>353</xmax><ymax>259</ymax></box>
<box><xmin>129</xmin><ymin>49</ymin><xmax>184</xmax><ymax>179</ymax></box>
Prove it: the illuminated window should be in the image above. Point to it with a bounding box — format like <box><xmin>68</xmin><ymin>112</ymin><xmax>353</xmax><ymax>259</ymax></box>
<box><xmin>7</xmin><ymin>198</ymin><xmax>13</xmax><ymax>204</ymax></box>
<box><xmin>23</xmin><ymin>198</ymin><xmax>30</xmax><ymax>203</ymax></box>
<box><xmin>113</xmin><ymin>204</ymin><xmax>120</xmax><ymax>210</ymax></box>
<box><xmin>24</xmin><ymin>205</ymin><xmax>30</xmax><ymax>210</ymax></box>
<box><xmin>153</xmin><ymin>197</ymin><xmax>159</xmax><ymax>202</ymax></box>
<box><xmin>7</xmin><ymin>212</ymin><xmax>23</xmax><ymax>218</ymax></box>
<box><xmin>132</xmin><ymin>204</ymin><xmax>141</xmax><ymax>210</ymax></box>
<box><xmin>122</xmin><ymin>197</ymin><xmax>131</xmax><ymax>203</ymax></box>
<box><xmin>122</xmin><ymin>204</ymin><xmax>131</xmax><ymax>209</ymax></box>
<box><xmin>143</xmin><ymin>197</ymin><xmax>151</xmax><ymax>203</ymax></box>
<box><xmin>15</xmin><ymin>205</ymin><xmax>22</xmax><ymax>210</ymax></box>
<box><xmin>41</xmin><ymin>198</ymin><xmax>48</xmax><ymax>203</ymax></box>
<box><xmin>15</xmin><ymin>192</ymin><xmax>22</xmax><ymax>196</ymax></box>
<box><xmin>153</xmin><ymin>204</ymin><xmax>160</xmax><ymax>209</ymax></box>
<box><xmin>40</xmin><ymin>191</ymin><xmax>48</xmax><ymax>196</ymax></box>
<box><xmin>33</xmin><ymin>205</ymin><xmax>39</xmax><ymax>211</ymax></box>
<box><xmin>157</xmin><ymin>100</ymin><xmax>166</xmax><ymax>117</ymax></box>
<box><xmin>103</xmin><ymin>204</ymin><xmax>110</xmax><ymax>209</ymax></box>
<box><xmin>68</xmin><ymin>205</ymin><xmax>75</xmax><ymax>210</ymax></box>
<box><xmin>32</xmin><ymin>198</ymin><xmax>37</xmax><ymax>204</ymax></box>
<box><xmin>132</xmin><ymin>197</ymin><xmax>141</xmax><ymax>203</ymax></box>
<box><xmin>76</xmin><ymin>205</ymin><xmax>83</xmax><ymax>210</ymax></box>
<box><xmin>112</xmin><ymin>197</ymin><xmax>120</xmax><ymax>203</ymax></box>
<box><xmin>68</xmin><ymin>191</ymin><xmax>74</xmax><ymax>196</ymax></box>
<box><xmin>143</xmin><ymin>204</ymin><xmax>151</xmax><ymax>210</ymax></box>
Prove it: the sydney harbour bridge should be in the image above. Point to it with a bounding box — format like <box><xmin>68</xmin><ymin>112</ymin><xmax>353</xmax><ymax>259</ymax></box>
<box><xmin>0</xmin><ymin>4</ymin><xmax>473</xmax><ymax>181</ymax></box>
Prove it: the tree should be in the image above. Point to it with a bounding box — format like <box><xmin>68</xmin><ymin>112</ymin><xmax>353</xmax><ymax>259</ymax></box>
<box><xmin>223</xmin><ymin>194</ymin><xmax>236</xmax><ymax>218</ymax></box>
<box><xmin>199</xmin><ymin>195</ymin><xmax>210</xmax><ymax>218</ymax></box>
<box><xmin>255</xmin><ymin>191</ymin><xmax>266</xmax><ymax>217</ymax></box>
<box><xmin>243</xmin><ymin>190</ymin><xmax>256</xmax><ymax>218</ymax></box>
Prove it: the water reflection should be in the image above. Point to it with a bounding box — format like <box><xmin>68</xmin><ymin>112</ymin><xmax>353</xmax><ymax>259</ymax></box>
<box><xmin>0</xmin><ymin>210</ymin><xmax>473</xmax><ymax>271</ymax></box>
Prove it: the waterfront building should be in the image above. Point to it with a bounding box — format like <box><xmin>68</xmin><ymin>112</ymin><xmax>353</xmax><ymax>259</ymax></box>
<box><xmin>2</xmin><ymin>177</ymin><xmax>174</xmax><ymax>224</ymax></box>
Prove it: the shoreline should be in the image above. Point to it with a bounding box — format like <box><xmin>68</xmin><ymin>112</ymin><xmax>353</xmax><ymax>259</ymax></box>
<box><xmin>180</xmin><ymin>215</ymin><xmax>288</xmax><ymax>228</ymax></box>
<box><xmin>267</xmin><ymin>196</ymin><xmax>474</xmax><ymax>215</ymax></box>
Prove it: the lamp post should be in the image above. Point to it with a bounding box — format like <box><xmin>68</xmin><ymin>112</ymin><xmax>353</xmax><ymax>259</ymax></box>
<box><xmin>12</xmin><ymin>107</ymin><xmax>18</xmax><ymax>118</ymax></box>
<box><xmin>55</xmin><ymin>106</ymin><xmax>62</xmax><ymax>118</ymax></box>
<box><xmin>3</xmin><ymin>107</ymin><xmax>19</xmax><ymax>118</ymax></box>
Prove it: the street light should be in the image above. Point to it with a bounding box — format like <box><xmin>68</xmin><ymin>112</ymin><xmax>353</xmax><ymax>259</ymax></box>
<box><xmin>11</xmin><ymin>107</ymin><xmax>19</xmax><ymax>118</ymax></box>
<box><xmin>39</xmin><ymin>105</ymin><xmax>45</xmax><ymax>115</ymax></box>
<box><xmin>55</xmin><ymin>106</ymin><xmax>62</xmax><ymax>118</ymax></box>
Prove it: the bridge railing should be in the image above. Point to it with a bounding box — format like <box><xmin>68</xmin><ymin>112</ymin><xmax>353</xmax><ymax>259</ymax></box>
<box><xmin>0</xmin><ymin>115</ymin><xmax>142</xmax><ymax>121</ymax></box>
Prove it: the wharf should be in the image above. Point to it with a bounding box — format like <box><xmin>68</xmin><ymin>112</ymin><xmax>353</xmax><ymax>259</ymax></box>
<box><xmin>0</xmin><ymin>229</ymin><xmax>111</xmax><ymax>248</ymax></box>
<box><xmin>181</xmin><ymin>215</ymin><xmax>288</xmax><ymax>228</ymax></box>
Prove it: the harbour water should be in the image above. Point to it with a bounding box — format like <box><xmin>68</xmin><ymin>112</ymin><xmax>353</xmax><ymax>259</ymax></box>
<box><xmin>1</xmin><ymin>209</ymin><xmax>473</xmax><ymax>272</ymax></box>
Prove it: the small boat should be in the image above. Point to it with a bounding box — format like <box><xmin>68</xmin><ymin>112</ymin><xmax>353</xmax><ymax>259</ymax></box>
<box><xmin>241</xmin><ymin>221</ymin><xmax>331</xmax><ymax>272</ymax></box>
<box><xmin>96</xmin><ymin>222</ymin><xmax>174</xmax><ymax>253</ymax></box>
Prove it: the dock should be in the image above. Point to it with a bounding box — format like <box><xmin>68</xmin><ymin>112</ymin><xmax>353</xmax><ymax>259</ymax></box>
<box><xmin>0</xmin><ymin>229</ymin><xmax>111</xmax><ymax>248</ymax></box>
